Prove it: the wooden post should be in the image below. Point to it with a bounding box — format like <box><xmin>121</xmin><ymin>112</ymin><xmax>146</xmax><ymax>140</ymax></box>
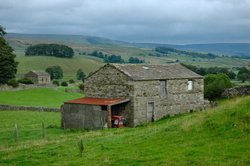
<box><xmin>107</xmin><ymin>105</ymin><xmax>112</xmax><ymax>128</ymax></box>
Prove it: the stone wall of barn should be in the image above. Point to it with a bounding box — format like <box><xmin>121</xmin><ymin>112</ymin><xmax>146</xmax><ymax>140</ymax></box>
<box><xmin>37</xmin><ymin>76</ymin><xmax>51</xmax><ymax>84</ymax></box>
<box><xmin>84</xmin><ymin>65</ymin><xmax>135</xmax><ymax>126</ymax></box>
<box><xmin>24</xmin><ymin>72</ymin><xmax>51</xmax><ymax>85</ymax></box>
<box><xmin>85</xmin><ymin>65</ymin><xmax>134</xmax><ymax>98</ymax></box>
<box><xmin>84</xmin><ymin>65</ymin><xmax>205</xmax><ymax>127</ymax></box>
<box><xmin>132</xmin><ymin>78</ymin><xmax>205</xmax><ymax>125</ymax></box>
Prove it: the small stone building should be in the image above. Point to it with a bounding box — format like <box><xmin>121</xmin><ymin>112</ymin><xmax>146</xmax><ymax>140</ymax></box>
<box><xmin>24</xmin><ymin>71</ymin><xmax>51</xmax><ymax>85</ymax></box>
<box><xmin>62</xmin><ymin>63</ymin><xmax>207</xmax><ymax>129</ymax></box>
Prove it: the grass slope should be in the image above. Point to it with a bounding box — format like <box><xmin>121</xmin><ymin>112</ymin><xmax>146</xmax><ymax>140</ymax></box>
<box><xmin>16</xmin><ymin>55</ymin><xmax>103</xmax><ymax>80</ymax></box>
<box><xmin>8</xmin><ymin>35</ymin><xmax>249</xmax><ymax>76</ymax></box>
<box><xmin>0</xmin><ymin>96</ymin><xmax>249</xmax><ymax>165</ymax></box>
<box><xmin>0</xmin><ymin>88</ymin><xmax>83</xmax><ymax>108</ymax></box>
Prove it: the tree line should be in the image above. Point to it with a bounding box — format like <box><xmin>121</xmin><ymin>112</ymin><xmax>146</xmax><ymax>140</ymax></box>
<box><xmin>182</xmin><ymin>63</ymin><xmax>250</xmax><ymax>83</ymax></box>
<box><xmin>155</xmin><ymin>47</ymin><xmax>217</xmax><ymax>59</ymax></box>
<box><xmin>25</xmin><ymin>44</ymin><xmax>74</xmax><ymax>58</ymax></box>
<box><xmin>181</xmin><ymin>63</ymin><xmax>236</xmax><ymax>79</ymax></box>
<box><xmin>88</xmin><ymin>51</ymin><xmax>144</xmax><ymax>63</ymax></box>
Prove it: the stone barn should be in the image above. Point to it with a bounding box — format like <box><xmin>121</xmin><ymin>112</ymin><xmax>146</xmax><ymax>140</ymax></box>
<box><xmin>25</xmin><ymin>71</ymin><xmax>51</xmax><ymax>85</ymax></box>
<box><xmin>62</xmin><ymin>63</ymin><xmax>207</xmax><ymax>129</ymax></box>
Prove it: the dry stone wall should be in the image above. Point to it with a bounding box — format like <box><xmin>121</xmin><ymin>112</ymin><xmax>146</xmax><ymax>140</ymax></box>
<box><xmin>0</xmin><ymin>104</ymin><xmax>60</xmax><ymax>112</ymax></box>
<box><xmin>222</xmin><ymin>86</ymin><xmax>250</xmax><ymax>98</ymax></box>
<box><xmin>0</xmin><ymin>84</ymin><xmax>55</xmax><ymax>91</ymax></box>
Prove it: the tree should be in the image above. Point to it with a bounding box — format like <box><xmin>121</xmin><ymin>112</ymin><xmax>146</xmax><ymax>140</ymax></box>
<box><xmin>45</xmin><ymin>66</ymin><xmax>63</xmax><ymax>80</ymax></box>
<box><xmin>76</xmin><ymin>69</ymin><xmax>86</xmax><ymax>81</ymax></box>
<box><xmin>25</xmin><ymin>44</ymin><xmax>74</xmax><ymax>58</ymax></box>
<box><xmin>237</xmin><ymin>67</ymin><xmax>250</xmax><ymax>83</ymax></box>
<box><xmin>104</xmin><ymin>54</ymin><xmax>124</xmax><ymax>63</ymax></box>
<box><xmin>0</xmin><ymin>25</ymin><xmax>18</xmax><ymax>84</ymax></box>
<box><xmin>204</xmin><ymin>73</ymin><xmax>232</xmax><ymax>100</ymax></box>
<box><xmin>128</xmin><ymin>57</ymin><xmax>144</xmax><ymax>63</ymax></box>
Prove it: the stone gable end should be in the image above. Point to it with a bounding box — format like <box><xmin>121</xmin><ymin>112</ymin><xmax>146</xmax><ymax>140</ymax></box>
<box><xmin>85</xmin><ymin>65</ymin><xmax>134</xmax><ymax>98</ymax></box>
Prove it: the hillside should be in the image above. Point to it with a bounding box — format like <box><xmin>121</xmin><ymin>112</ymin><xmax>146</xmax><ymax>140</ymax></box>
<box><xmin>0</xmin><ymin>96</ymin><xmax>249</xmax><ymax>165</ymax></box>
<box><xmin>135</xmin><ymin>43</ymin><xmax>250</xmax><ymax>57</ymax></box>
<box><xmin>4</xmin><ymin>33</ymin><xmax>250</xmax><ymax>80</ymax></box>
<box><xmin>6</xmin><ymin>33</ymin><xmax>250</xmax><ymax>57</ymax></box>
<box><xmin>16</xmin><ymin>55</ymin><xmax>103</xmax><ymax>80</ymax></box>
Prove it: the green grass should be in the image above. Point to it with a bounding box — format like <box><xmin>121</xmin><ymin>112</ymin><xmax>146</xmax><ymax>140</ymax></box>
<box><xmin>0</xmin><ymin>96</ymin><xmax>249</xmax><ymax>165</ymax></box>
<box><xmin>232</xmin><ymin>80</ymin><xmax>250</xmax><ymax>87</ymax></box>
<box><xmin>0</xmin><ymin>87</ymin><xmax>83</xmax><ymax>108</ymax></box>
<box><xmin>16</xmin><ymin>55</ymin><xmax>103</xmax><ymax>80</ymax></box>
<box><xmin>11</xmin><ymin>38</ymin><xmax>249</xmax><ymax>81</ymax></box>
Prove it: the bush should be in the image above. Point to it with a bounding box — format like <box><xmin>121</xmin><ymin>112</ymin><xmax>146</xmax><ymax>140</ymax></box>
<box><xmin>76</xmin><ymin>69</ymin><xmax>86</xmax><ymax>81</ymax></box>
<box><xmin>61</xmin><ymin>81</ymin><xmax>68</xmax><ymax>87</ymax></box>
<box><xmin>52</xmin><ymin>80</ymin><xmax>60</xmax><ymax>86</ymax></box>
<box><xmin>78</xmin><ymin>83</ymin><xmax>84</xmax><ymax>91</ymax></box>
<box><xmin>46</xmin><ymin>66</ymin><xmax>63</xmax><ymax>80</ymax></box>
<box><xmin>18</xmin><ymin>78</ymin><xmax>33</xmax><ymax>84</ymax></box>
<box><xmin>69</xmin><ymin>79</ymin><xmax>75</xmax><ymax>84</ymax></box>
<box><xmin>237</xmin><ymin>67</ymin><xmax>250</xmax><ymax>83</ymax></box>
<box><xmin>204</xmin><ymin>73</ymin><xmax>232</xmax><ymax>100</ymax></box>
<box><xmin>7</xmin><ymin>79</ymin><xmax>19</xmax><ymax>88</ymax></box>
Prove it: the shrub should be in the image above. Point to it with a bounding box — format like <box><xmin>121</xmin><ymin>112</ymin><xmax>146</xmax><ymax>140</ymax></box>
<box><xmin>237</xmin><ymin>67</ymin><xmax>250</xmax><ymax>83</ymax></box>
<box><xmin>204</xmin><ymin>73</ymin><xmax>232</xmax><ymax>100</ymax></box>
<box><xmin>61</xmin><ymin>81</ymin><xmax>68</xmax><ymax>87</ymax></box>
<box><xmin>52</xmin><ymin>80</ymin><xmax>60</xmax><ymax>86</ymax></box>
<box><xmin>18</xmin><ymin>78</ymin><xmax>33</xmax><ymax>84</ymax></box>
<box><xmin>7</xmin><ymin>79</ymin><xmax>19</xmax><ymax>88</ymax></box>
<box><xmin>46</xmin><ymin>66</ymin><xmax>63</xmax><ymax>80</ymax></box>
<box><xmin>78</xmin><ymin>83</ymin><xmax>84</xmax><ymax>91</ymax></box>
<box><xmin>69</xmin><ymin>79</ymin><xmax>75</xmax><ymax>84</ymax></box>
<box><xmin>76</xmin><ymin>69</ymin><xmax>86</xmax><ymax>81</ymax></box>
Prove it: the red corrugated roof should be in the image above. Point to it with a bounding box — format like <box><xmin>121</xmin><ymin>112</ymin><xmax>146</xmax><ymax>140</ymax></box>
<box><xmin>64</xmin><ymin>97</ymin><xmax>130</xmax><ymax>106</ymax></box>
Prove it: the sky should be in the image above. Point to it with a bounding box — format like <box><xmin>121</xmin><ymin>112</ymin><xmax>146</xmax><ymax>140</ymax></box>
<box><xmin>0</xmin><ymin>0</ymin><xmax>250</xmax><ymax>44</ymax></box>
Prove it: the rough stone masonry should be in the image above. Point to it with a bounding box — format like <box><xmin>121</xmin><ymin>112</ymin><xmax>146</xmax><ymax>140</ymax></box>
<box><xmin>82</xmin><ymin>63</ymin><xmax>207</xmax><ymax>127</ymax></box>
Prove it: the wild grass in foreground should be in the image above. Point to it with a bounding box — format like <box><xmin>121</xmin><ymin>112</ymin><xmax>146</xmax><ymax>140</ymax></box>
<box><xmin>0</xmin><ymin>96</ymin><xmax>249</xmax><ymax>165</ymax></box>
<box><xmin>0</xmin><ymin>87</ymin><xmax>83</xmax><ymax>108</ymax></box>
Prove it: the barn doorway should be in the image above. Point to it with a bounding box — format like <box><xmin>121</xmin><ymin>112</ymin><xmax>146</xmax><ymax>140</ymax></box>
<box><xmin>147</xmin><ymin>102</ymin><xmax>154</xmax><ymax>122</ymax></box>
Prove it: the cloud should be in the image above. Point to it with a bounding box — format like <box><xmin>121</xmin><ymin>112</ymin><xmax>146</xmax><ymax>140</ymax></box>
<box><xmin>0</xmin><ymin>0</ymin><xmax>250</xmax><ymax>44</ymax></box>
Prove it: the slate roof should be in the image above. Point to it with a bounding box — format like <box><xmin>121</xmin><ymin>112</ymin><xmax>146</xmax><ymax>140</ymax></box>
<box><xmin>110</xmin><ymin>63</ymin><xmax>202</xmax><ymax>80</ymax></box>
<box><xmin>26</xmin><ymin>71</ymin><xmax>50</xmax><ymax>77</ymax></box>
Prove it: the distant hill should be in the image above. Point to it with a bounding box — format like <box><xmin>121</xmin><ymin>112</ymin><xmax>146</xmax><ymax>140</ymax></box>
<box><xmin>5</xmin><ymin>33</ymin><xmax>126</xmax><ymax>45</ymax></box>
<box><xmin>6</xmin><ymin>33</ymin><xmax>250</xmax><ymax>57</ymax></box>
<box><xmin>134</xmin><ymin>43</ymin><xmax>250</xmax><ymax>57</ymax></box>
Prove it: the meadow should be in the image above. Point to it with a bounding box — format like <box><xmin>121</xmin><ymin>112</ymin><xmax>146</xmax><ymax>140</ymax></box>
<box><xmin>0</xmin><ymin>87</ymin><xmax>83</xmax><ymax>108</ymax></box>
<box><xmin>15</xmin><ymin>55</ymin><xmax>103</xmax><ymax>80</ymax></box>
<box><xmin>0</xmin><ymin>96</ymin><xmax>249</xmax><ymax>165</ymax></box>
<box><xmin>8</xmin><ymin>35</ymin><xmax>250</xmax><ymax>82</ymax></box>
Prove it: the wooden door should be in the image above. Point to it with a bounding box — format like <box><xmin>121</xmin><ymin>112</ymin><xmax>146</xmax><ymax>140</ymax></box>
<box><xmin>147</xmin><ymin>102</ymin><xmax>154</xmax><ymax>122</ymax></box>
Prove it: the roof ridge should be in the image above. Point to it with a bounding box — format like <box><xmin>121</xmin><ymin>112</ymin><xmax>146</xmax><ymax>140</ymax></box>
<box><xmin>108</xmin><ymin>63</ymin><xmax>202</xmax><ymax>80</ymax></box>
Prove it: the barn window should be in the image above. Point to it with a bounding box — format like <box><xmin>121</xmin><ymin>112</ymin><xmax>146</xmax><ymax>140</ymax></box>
<box><xmin>188</xmin><ymin>80</ymin><xmax>193</xmax><ymax>91</ymax></box>
<box><xmin>160</xmin><ymin>80</ymin><xmax>166</xmax><ymax>97</ymax></box>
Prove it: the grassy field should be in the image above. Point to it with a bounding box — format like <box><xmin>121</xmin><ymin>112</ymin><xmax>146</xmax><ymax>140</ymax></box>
<box><xmin>0</xmin><ymin>96</ymin><xmax>249</xmax><ymax>165</ymax></box>
<box><xmin>8</xmin><ymin>36</ymin><xmax>250</xmax><ymax>81</ymax></box>
<box><xmin>0</xmin><ymin>87</ymin><xmax>83</xmax><ymax>108</ymax></box>
<box><xmin>15</xmin><ymin>55</ymin><xmax>103</xmax><ymax>80</ymax></box>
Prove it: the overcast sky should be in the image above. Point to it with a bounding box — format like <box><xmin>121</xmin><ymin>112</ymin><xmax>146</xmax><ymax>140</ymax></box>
<box><xmin>0</xmin><ymin>0</ymin><xmax>250</xmax><ymax>44</ymax></box>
